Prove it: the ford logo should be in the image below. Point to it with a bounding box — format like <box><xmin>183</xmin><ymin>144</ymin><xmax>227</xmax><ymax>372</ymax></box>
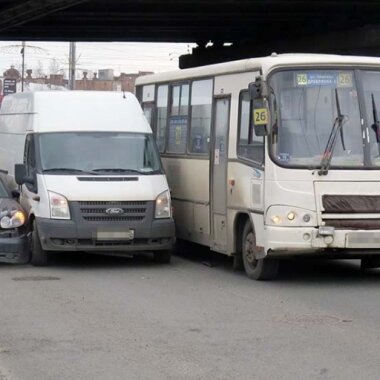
<box><xmin>105</xmin><ymin>207</ymin><xmax>124</xmax><ymax>215</ymax></box>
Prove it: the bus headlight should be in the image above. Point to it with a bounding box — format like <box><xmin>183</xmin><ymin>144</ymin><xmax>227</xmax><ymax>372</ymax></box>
<box><xmin>266</xmin><ymin>206</ymin><xmax>316</xmax><ymax>226</ymax></box>
<box><xmin>155</xmin><ymin>190</ymin><xmax>171</xmax><ymax>219</ymax></box>
<box><xmin>287</xmin><ymin>211</ymin><xmax>296</xmax><ymax>221</ymax></box>
<box><xmin>48</xmin><ymin>191</ymin><xmax>70</xmax><ymax>220</ymax></box>
<box><xmin>271</xmin><ymin>215</ymin><xmax>282</xmax><ymax>224</ymax></box>
<box><xmin>0</xmin><ymin>210</ymin><xmax>26</xmax><ymax>229</ymax></box>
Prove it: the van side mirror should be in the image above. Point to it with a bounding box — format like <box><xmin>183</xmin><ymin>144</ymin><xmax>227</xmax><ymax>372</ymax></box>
<box><xmin>15</xmin><ymin>164</ymin><xmax>26</xmax><ymax>185</ymax></box>
<box><xmin>15</xmin><ymin>164</ymin><xmax>34</xmax><ymax>186</ymax></box>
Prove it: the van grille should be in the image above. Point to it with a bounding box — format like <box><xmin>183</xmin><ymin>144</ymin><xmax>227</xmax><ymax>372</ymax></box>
<box><xmin>78</xmin><ymin>201</ymin><xmax>148</xmax><ymax>222</ymax></box>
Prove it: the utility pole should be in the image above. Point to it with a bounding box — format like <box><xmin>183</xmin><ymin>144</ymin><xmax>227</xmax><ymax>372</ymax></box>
<box><xmin>21</xmin><ymin>41</ymin><xmax>25</xmax><ymax>92</ymax></box>
<box><xmin>69</xmin><ymin>41</ymin><xmax>76</xmax><ymax>90</ymax></box>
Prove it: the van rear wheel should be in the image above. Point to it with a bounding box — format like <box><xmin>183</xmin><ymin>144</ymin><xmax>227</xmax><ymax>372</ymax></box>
<box><xmin>30</xmin><ymin>221</ymin><xmax>49</xmax><ymax>267</ymax></box>
<box><xmin>153</xmin><ymin>250</ymin><xmax>172</xmax><ymax>264</ymax></box>
<box><xmin>242</xmin><ymin>221</ymin><xmax>278</xmax><ymax>280</ymax></box>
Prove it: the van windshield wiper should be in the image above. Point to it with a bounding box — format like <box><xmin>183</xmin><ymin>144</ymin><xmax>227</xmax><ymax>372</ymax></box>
<box><xmin>42</xmin><ymin>168</ymin><xmax>98</xmax><ymax>175</ymax></box>
<box><xmin>371</xmin><ymin>93</ymin><xmax>380</xmax><ymax>156</ymax></box>
<box><xmin>318</xmin><ymin>89</ymin><xmax>348</xmax><ymax>175</ymax></box>
<box><xmin>92</xmin><ymin>168</ymin><xmax>141</xmax><ymax>173</ymax></box>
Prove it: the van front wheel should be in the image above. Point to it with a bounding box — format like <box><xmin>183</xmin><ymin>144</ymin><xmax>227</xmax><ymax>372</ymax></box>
<box><xmin>30</xmin><ymin>221</ymin><xmax>48</xmax><ymax>267</ymax></box>
<box><xmin>242</xmin><ymin>221</ymin><xmax>278</xmax><ymax>280</ymax></box>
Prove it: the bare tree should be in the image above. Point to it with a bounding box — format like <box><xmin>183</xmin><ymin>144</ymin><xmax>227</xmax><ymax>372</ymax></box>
<box><xmin>35</xmin><ymin>60</ymin><xmax>45</xmax><ymax>78</ymax></box>
<box><xmin>49</xmin><ymin>58</ymin><xmax>61</xmax><ymax>75</ymax></box>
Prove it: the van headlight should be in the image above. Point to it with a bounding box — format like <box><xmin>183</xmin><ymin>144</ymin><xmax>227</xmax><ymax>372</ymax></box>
<box><xmin>0</xmin><ymin>210</ymin><xmax>26</xmax><ymax>229</ymax></box>
<box><xmin>155</xmin><ymin>190</ymin><xmax>171</xmax><ymax>219</ymax></box>
<box><xmin>48</xmin><ymin>191</ymin><xmax>70</xmax><ymax>220</ymax></box>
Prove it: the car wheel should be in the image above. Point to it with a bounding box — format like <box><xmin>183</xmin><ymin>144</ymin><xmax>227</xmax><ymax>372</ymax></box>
<box><xmin>242</xmin><ymin>221</ymin><xmax>278</xmax><ymax>280</ymax></box>
<box><xmin>30</xmin><ymin>221</ymin><xmax>48</xmax><ymax>267</ymax></box>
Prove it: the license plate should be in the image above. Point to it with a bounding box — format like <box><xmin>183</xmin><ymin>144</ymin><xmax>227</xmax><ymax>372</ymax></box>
<box><xmin>96</xmin><ymin>230</ymin><xmax>134</xmax><ymax>241</ymax></box>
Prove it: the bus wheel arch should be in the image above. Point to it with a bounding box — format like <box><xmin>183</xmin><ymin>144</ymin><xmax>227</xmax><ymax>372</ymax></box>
<box><xmin>241</xmin><ymin>219</ymin><xmax>279</xmax><ymax>280</ymax></box>
<box><xmin>233</xmin><ymin>213</ymin><xmax>250</xmax><ymax>270</ymax></box>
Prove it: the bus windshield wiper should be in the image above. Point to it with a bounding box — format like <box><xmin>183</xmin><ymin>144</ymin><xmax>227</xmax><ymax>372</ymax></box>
<box><xmin>318</xmin><ymin>89</ymin><xmax>348</xmax><ymax>175</ymax></box>
<box><xmin>371</xmin><ymin>93</ymin><xmax>380</xmax><ymax>156</ymax></box>
<box><xmin>42</xmin><ymin>167</ymin><xmax>98</xmax><ymax>175</ymax></box>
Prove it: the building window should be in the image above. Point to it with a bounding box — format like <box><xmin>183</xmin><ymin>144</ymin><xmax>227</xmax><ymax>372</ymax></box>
<box><xmin>167</xmin><ymin>83</ymin><xmax>189</xmax><ymax>154</ymax></box>
<box><xmin>189</xmin><ymin>79</ymin><xmax>213</xmax><ymax>154</ymax></box>
<box><xmin>238</xmin><ymin>91</ymin><xmax>264</xmax><ymax>163</ymax></box>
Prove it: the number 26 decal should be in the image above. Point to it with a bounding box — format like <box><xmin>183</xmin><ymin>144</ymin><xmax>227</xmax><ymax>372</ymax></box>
<box><xmin>253</xmin><ymin>108</ymin><xmax>268</xmax><ymax>125</ymax></box>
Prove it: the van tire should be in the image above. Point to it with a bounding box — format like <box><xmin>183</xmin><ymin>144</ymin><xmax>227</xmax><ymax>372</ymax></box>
<box><xmin>153</xmin><ymin>250</ymin><xmax>172</xmax><ymax>264</ymax></box>
<box><xmin>242</xmin><ymin>221</ymin><xmax>278</xmax><ymax>280</ymax></box>
<box><xmin>30</xmin><ymin>221</ymin><xmax>48</xmax><ymax>267</ymax></box>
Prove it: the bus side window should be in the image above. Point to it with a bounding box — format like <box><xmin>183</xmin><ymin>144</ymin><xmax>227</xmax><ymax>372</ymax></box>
<box><xmin>189</xmin><ymin>79</ymin><xmax>213</xmax><ymax>154</ymax></box>
<box><xmin>167</xmin><ymin>83</ymin><xmax>189</xmax><ymax>154</ymax></box>
<box><xmin>238</xmin><ymin>91</ymin><xmax>264</xmax><ymax>163</ymax></box>
<box><xmin>156</xmin><ymin>85</ymin><xmax>168</xmax><ymax>153</ymax></box>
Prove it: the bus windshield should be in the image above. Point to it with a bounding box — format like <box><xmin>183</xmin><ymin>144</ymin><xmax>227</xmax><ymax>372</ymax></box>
<box><xmin>269</xmin><ymin>69</ymin><xmax>364</xmax><ymax>168</ymax></box>
<box><xmin>38</xmin><ymin>132</ymin><xmax>162</xmax><ymax>175</ymax></box>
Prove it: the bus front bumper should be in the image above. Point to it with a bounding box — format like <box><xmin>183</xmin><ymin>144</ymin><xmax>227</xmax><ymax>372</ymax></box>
<box><xmin>265</xmin><ymin>226</ymin><xmax>380</xmax><ymax>258</ymax></box>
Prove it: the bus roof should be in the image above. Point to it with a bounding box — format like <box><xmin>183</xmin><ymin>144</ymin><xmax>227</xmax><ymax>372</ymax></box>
<box><xmin>136</xmin><ymin>53</ymin><xmax>380</xmax><ymax>85</ymax></box>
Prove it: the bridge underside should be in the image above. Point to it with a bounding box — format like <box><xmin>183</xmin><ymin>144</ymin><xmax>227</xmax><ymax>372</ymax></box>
<box><xmin>1</xmin><ymin>1</ymin><xmax>380</xmax><ymax>68</ymax></box>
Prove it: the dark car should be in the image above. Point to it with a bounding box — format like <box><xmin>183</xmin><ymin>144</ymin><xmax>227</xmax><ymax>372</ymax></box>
<box><xmin>0</xmin><ymin>175</ymin><xmax>28</xmax><ymax>264</ymax></box>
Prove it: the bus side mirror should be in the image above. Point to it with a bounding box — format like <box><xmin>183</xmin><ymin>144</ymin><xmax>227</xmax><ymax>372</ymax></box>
<box><xmin>249</xmin><ymin>77</ymin><xmax>270</xmax><ymax>136</ymax></box>
<box><xmin>249</xmin><ymin>76</ymin><xmax>269</xmax><ymax>100</ymax></box>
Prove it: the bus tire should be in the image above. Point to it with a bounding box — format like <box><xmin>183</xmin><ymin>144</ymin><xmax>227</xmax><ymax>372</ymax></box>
<box><xmin>30</xmin><ymin>221</ymin><xmax>49</xmax><ymax>267</ymax></box>
<box><xmin>361</xmin><ymin>257</ymin><xmax>380</xmax><ymax>270</ymax></box>
<box><xmin>153</xmin><ymin>249</ymin><xmax>172</xmax><ymax>264</ymax></box>
<box><xmin>242</xmin><ymin>221</ymin><xmax>279</xmax><ymax>280</ymax></box>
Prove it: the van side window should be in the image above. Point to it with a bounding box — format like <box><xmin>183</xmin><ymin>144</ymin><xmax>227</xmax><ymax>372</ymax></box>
<box><xmin>156</xmin><ymin>85</ymin><xmax>168</xmax><ymax>153</ymax></box>
<box><xmin>24</xmin><ymin>134</ymin><xmax>36</xmax><ymax>173</ymax></box>
<box><xmin>238</xmin><ymin>91</ymin><xmax>264</xmax><ymax>163</ymax></box>
<box><xmin>167</xmin><ymin>83</ymin><xmax>189</xmax><ymax>154</ymax></box>
<box><xmin>189</xmin><ymin>79</ymin><xmax>213</xmax><ymax>154</ymax></box>
<box><xmin>23</xmin><ymin>134</ymin><xmax>37</xmax><ymax>192</ymax></box>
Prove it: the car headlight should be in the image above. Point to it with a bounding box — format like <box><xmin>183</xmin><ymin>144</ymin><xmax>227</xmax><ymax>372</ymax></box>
<box><xmin>155</xmin><ymin>190</ymin><xmax>171</xmax><ymax>219</ymax></box>
<box><xmin>48</xmin><ymin>191</ymin><xmax>70</xmax><ymax>220</ymax></box>
<box><xmin>0</xmin><ymin>209</ymin><xmax>26</xmax><ymax>229</ymax></box>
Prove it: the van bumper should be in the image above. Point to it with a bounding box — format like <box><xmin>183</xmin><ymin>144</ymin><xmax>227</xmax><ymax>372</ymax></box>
<box><xmin>0</xmin><ymin>231</ymin><xmax>29</xmax><ymax>264</ymax></box>
<box><xmin>36</xmin><ymin>217</ymin><xmax>175</xmax><ymax>253</ymax></box>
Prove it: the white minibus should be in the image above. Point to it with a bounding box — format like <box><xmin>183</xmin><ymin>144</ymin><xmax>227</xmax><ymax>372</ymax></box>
<box><xmin>0</xmin><ymin>91</ymin><xmax>175</xmax><ymax>265</ymax></box>
<box><xmin>136</xmin><ymin>53</ymin><xmax>380</xmax><ymax>280</ymax></box>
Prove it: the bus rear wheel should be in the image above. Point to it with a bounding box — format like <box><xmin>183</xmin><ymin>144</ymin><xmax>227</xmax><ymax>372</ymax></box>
<box><xmin>242</xmin><ymin>221</ymin><xmax>279</xmax><ymax>280</ymax></box>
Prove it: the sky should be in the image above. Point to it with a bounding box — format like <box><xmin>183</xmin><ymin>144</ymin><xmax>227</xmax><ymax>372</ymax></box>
<box><xmin>0</xmin><ymin>41</ymin><xmax>195</xmax><ymax>78</ymax></box>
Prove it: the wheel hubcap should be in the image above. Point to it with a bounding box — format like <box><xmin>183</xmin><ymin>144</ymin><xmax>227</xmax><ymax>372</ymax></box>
<box><xmin>244</xmin><ymin>231</ymin><xmax>258</xmax><ymax>268</ymax></box>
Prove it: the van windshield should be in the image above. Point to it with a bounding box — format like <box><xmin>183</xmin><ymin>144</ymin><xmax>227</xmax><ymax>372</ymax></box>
<box><xmin>38</xmin><ymin>132</ymin><xmax>163</xmax><ymax>175</ymax></box>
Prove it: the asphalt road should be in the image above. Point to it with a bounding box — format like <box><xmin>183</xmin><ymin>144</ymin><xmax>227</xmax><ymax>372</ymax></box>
<box><xmin>0</xmin><ymin>245</ymin><xmax>379</xmax><ymax>380</ymax></box>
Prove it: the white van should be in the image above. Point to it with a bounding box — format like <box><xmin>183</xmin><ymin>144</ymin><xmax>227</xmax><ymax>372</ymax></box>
<box><xmin>0</xmin><ymin>91</ymin><xmax>175</xmax><ymax>266</ymax></box>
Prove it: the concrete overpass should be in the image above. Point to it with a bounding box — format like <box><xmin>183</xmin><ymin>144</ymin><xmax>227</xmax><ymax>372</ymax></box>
<box><xmin>1</xmin><ymin>0</ymin><xmax>380</xmax><ymax>68</ymax></box>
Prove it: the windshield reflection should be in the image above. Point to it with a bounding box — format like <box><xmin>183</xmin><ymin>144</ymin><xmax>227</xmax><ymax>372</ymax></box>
<box><xmin>38</xmin><ymin>132</ymin><xmax>162</xmax><ymax>175</ymax></box>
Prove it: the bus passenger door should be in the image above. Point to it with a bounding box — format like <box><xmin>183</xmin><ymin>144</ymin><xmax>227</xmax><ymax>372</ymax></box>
<box><xmin>211</xmin><ymin>96</ymin><xmax>230</xmax><ymax>252</ymax></box>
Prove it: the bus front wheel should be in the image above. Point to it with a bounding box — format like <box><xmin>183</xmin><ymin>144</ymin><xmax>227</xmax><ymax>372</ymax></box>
<box><xmin>242</xmin><ymin>221</ymin><xmax>279</xmax><ymax>280</ymax></box>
